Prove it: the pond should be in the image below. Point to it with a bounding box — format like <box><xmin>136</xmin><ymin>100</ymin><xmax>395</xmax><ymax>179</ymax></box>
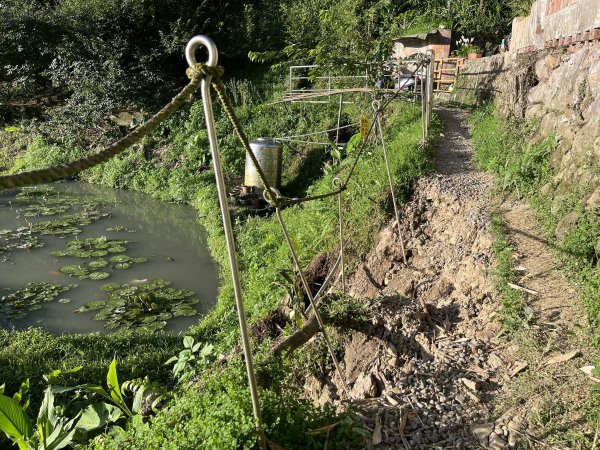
<box><xmin>0</xmin><ymin>182</ymin><xmax>219</xmax><ymax>334</ymax></box>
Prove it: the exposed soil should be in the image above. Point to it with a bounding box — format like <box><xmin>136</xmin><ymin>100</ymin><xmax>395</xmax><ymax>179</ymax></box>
<box><xmin>300</xmin><ymin>108</ymin><xmax>597</xmax><ymax>449</ymax></box>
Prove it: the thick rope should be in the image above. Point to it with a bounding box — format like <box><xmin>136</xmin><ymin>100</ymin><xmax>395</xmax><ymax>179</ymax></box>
<box><xmin>0</xmin><ymin>64</ymin><xmax>223</xmax><ymax>191</ymax></box>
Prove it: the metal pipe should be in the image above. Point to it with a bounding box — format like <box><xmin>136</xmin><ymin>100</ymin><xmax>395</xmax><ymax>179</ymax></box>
<box><xmin>186</xmin><ymin>35</ymin><xmax>266</xmax><ymax>450</ymax></box>
<box><xmin>427</xmin><ymin>50</ymin><xmax>435</xmax><ymax>133</ymax></box>
<box><xmin>304</xmin><ymin>252</ymin><xmax>342</xmax><ymax>316</ymax></box>
<box><xmin>335</xmin><ymin>94</ymin><xmax>344</xmax><ymax>145</ymax></box>
<box><xmin>333</xmin><ymin>177</ymin><xmax>345</xmax><ymax>292</ymax></box>
<box><xmin>373</xmin><ymin>100</ymin><xmax>408</xmax><ymax>265</ymax></box>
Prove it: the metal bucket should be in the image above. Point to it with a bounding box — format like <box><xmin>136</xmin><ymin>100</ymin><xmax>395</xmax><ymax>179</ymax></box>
<box><xmin>244</xmin><ymin>138</ymin><xmax>282</xmax><ymax>190</ymax></box>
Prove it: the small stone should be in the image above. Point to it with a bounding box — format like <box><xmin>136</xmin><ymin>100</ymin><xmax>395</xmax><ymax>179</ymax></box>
<box><xmin>471</xmin><ymin>423</ymin><xmax>493</xmax><ymax>447</ymax></box>
<box><xmin>488</xmin><ymin>431</ymin><xmax>507</xmax><ymax>450</ymax></box>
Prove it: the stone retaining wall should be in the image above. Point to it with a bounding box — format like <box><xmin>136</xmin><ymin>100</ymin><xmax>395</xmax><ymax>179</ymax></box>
<box><xmin>452</xmin><ymin>42</ymin><xmax>600</xmax><ymax>211</ymax></box>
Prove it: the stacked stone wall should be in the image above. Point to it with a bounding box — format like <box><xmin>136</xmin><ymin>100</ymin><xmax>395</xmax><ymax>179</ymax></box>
<box><xmin>452</xmin><ymin>42</ymin><xmax>600</xmax><ymax>211</ymax></box>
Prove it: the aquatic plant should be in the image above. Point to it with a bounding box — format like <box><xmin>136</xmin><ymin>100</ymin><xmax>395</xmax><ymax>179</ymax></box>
<box><xmin>0</xmin><ymin>283</ymin><xmax>76</xmax><ymax>321</ymax></box>
<box><xmin>53</xmin><ymin>237</ymin><xmax>148</xmax><ymax>279</ymax></box>
<box><xmin>75</xmin><ymin>280</ymin><xmax>199</xmax><ymax>332</ymax></box>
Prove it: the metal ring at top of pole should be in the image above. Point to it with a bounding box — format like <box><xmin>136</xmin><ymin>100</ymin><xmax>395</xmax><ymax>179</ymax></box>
<box><xmin>186</xmin><ymin>35</ymin><xmax>219</xmax><ymax>68</ymax></box>
<box><xmin>372</xmin><ymin>99</ymin><xmax>381</xmax><ymax>112</ymax></box>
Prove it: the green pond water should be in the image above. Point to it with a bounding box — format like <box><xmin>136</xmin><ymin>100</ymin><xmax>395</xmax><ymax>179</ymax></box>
<box><xmin>0</xmin><ymin>182</ymin><xmax>218</xmax><ymax>334</ymax></box>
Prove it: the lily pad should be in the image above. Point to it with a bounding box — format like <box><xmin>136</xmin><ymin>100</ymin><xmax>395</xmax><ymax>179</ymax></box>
<box><xmin>132</xmin><ymin>257</ymin><xmax>148</xmax><ymax>264</ymax></box>
<box><xmin>74</xmin><ymin>301</ymin><xmax>106</xmax><ymax>313</ymax></box>
<box><xmin>89</xmin><ymin>259</ymin><xmax>108</xmax><ymax>269</ymax></box>
<box><xmin>75</xmin><ymin>279</ymin><xmax>200</xmax><ymax>332</ymax></box>
<box><xmin>107</xmin><ymin>246</ymin><xmax>127</xmax><ymax>253</ymax></box>
<box><xmin>60</xmin><ymin>265</ymin><xmax>89</xmax><ymax>277</ymax></box>
<box><xmin>100</xmin><ymin>283</ymin><xmax>121</xmax><ymax>292</ymax></box>
<box><xmin>109</xmin><ymin>255</ymin><xmax>131</xmax><ymax>264</ymax></box>
<box><xmin>113</xmin><ymin>263</ymin><xmax>131</xmax><ymax>270</ymax></box>
<box><xmin>0</xmin><ymin>282</ymin><xmax>75</xmax><ymax>320</ymax></box>
<box><xmin>89</xmin><ymin>272</ymin><xmax>110</xmax><ymax>280</ymax></box>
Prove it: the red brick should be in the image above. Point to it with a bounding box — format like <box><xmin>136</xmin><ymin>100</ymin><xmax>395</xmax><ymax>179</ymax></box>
<box><xmin>575</xmin><ymin>32</ymin><xmax>583</xmax><ymax>42</ymax></box>
<box><xmin>592</xmin><ymin>28</ymin><xmax>600</xmax><ymax>40</ymax></box>
<box><xmin>582</xmin><ymin>30</ymin><xmax>590</xmax><ymax>41</ymax></box>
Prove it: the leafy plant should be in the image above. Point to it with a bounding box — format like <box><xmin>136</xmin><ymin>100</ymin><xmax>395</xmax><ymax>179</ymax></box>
<box><xmin>165</xmin><ymin>336</ymin><xmax>215</xmax><ymax>383</ymax></box>
<box><xmin>0</xmin><ymin>367</ymin><xmax>121</xmax><ymax>450</ymax></box>
<box><xmin>456</xmin><ymin>36</ymin><xmax>481</xmax><ymax>56</ymax></box>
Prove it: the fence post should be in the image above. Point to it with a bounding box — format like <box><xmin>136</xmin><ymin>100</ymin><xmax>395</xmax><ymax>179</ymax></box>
<box><xmin>427</xmin><ymin>49</ymin><xmax>435</xmax><ymax>133</ymax></box>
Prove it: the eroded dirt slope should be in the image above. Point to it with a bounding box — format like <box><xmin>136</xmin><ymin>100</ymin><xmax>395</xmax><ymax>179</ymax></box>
<box><xmin>302</xmin><ymin>108</ymin><xmax>596</xmax><ymax>449</ymax></box>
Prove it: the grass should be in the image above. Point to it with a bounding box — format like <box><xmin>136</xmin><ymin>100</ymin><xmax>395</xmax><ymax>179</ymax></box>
<box><xmin>489</xmin><ymin>212</ymin><xmax>531</xmax><ymax>331</ymax></box>
<box><xmin>470</xmin><ymin>104</ymin><xmax>599</xmax><ymax>339</ymax></box>
<box><xmin>471</xmin><ymin>104</ymin><xmax>600</xmax><ymax>448</ymax></box>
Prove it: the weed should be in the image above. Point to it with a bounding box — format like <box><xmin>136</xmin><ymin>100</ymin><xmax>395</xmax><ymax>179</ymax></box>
<box><xmin>489</xmin><ymin>212</ymin><xmax>531</xmax><ymax>331</ymax></box>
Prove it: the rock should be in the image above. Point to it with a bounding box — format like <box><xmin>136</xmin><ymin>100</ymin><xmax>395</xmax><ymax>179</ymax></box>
<box><xmin>471</xmin><ymin>423</ymin><xmax>493</xmax><ymax>447</ymax></box>
<box><xmin>555</xmin><ymin>211</ymin><xmax>580</xmax><ymax>240</ymax></box>
<box><xmin>535</xmin><ymin>58</ymin><xmax>551</xmax><ymax>82</ymax></box>
<box><xmin>544</xmin><ymin>54</ymin><xmax>561</xmax><ymax>70</ymax></box>
<box><xmin>461</xmin><ymin>377</ymin><xmax>481</xmax><ymax>391</ymax></box>
<box><xmin>488</xmin><ymin>431</ymin><xmax>507</xmax><ymax>450</ymax></box>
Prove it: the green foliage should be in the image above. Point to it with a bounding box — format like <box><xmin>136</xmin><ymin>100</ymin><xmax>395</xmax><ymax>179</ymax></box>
<box><xmin>91</xmin><ymin>358</ymin><xmax>360</xmax><ymax>450</ymax></box>
<box><xmin>489</xmin><ymin>213</ymin><xmax>532</xmax><ymax>331</ymax></box>
<box><xmin>471</xmin><ymin>105</ymin><xmax>599</xmax><ymax>344</ymax></box>
<box><xmin>165</xmin><ymin>336</ymin><xmax>215</xmax><ymax>383</ymax></box>
<box><xmin>471</xmin><ymin>104</ymin><xmax>554</xmax><ymax>197</ymax></box>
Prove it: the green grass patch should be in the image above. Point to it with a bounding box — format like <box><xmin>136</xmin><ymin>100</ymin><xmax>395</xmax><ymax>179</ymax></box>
<box><xmin>470</xmin><ymin>104</ymin><xmax>599</xmax><ymax>339</ymax></box>
<box><xmin>489</xmin><ymin>213</ymin><xmax>531</xmax><ymax>331</ymax></box>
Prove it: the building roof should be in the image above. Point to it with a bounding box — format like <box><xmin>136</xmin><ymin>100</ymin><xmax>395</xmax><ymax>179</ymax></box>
<box><xmin>393</xmin><ymin>28</ymin><xmax>451</xmax><ymax>41</ymax></box>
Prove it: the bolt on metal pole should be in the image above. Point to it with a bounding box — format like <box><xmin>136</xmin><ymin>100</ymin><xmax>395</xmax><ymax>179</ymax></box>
<box><xmin>186</xmin><ymin>35</ymin><xmax>266</xmax><ymax>450</ymax></box>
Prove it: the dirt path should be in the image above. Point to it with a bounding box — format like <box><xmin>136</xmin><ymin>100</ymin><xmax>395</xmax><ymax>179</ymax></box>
<box><xmin>302</xmin><ymin>108</ymin><xmax>597</xmax><ymax>449</ymax></box>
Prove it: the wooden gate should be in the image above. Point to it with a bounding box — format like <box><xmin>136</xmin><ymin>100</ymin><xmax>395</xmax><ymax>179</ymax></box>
<box><xmin>433</xmin><ymin>57</ymin><xmax>465</xmax><ymax>92</ymax></box>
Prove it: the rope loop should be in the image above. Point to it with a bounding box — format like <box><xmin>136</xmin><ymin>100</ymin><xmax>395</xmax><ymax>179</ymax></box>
<box><xmin>186</xmin><ymin>63</ymin><xmax>225</xmax><ymax>81</ymax></box>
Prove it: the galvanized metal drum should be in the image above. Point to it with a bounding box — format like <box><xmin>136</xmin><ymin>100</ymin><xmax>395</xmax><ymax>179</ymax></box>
<box><xmin>245</xmin><ymin>138</ymin><xmax>282</xmax><ymax>190</ymax></box>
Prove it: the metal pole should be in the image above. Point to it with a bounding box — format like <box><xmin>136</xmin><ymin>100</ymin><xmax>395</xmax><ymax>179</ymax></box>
<box><xmin>335</xmin><ymin>94</ymin><xmax>344</xmax><ymax>146</ymax></box>
<box><xmin>373</xmin><ymin>100</ymin><xmax>408</xmax><ymax>264</ymax></box>
<box><xmin>427</xmin><ymin>49</ymin><xmax>435</xmax><ymax>133</ymax></box>
<box><xmin>274</xmin><ymin>205</ymin><xmax>350</xmax><ymax>398</ymax></box>
<box><xmin>186</xmin><ymin>36</ymin><xmax>266</xmax><ymax>450</ymax></box>
<box><xmin>421</xmin><ymin>61</ymin><xmax>427</xmax><ymax>142</ymax></box>
<box><xmin>333</xmin><ymin>177</ymin><xmax>345</xmax><ymax>292</ymax></box>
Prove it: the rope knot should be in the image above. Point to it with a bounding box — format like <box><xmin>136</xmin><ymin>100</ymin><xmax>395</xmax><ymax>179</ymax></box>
<box><xmin>186</xmin><ymin>63</ymin><xmax>225</xmax><ymax>81</ymax></box>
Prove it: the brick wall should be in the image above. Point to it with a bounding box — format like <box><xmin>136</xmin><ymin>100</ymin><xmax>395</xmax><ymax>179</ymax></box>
<box><xmin>511</xmin><ymin>0</ymin><xmax>600</xmax><ymax>53</ymax></box>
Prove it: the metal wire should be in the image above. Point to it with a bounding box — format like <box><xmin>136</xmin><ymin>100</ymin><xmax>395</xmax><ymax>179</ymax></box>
<box><xmin>274</xmin><ymin>204</ymin><xmax>351</xmax><ymax>398</ymax></box>
<box><xmin>273</xmin><ymin>122</ymin><xmax>359</xmax><ymax>141</ymax></box>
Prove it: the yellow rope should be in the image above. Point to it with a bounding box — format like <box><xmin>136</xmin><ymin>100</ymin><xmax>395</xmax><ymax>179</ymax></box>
<box><xmin>0</xmin><ymin>64</ymin><xmax>223</xmax><ymax>191</ymax></box>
